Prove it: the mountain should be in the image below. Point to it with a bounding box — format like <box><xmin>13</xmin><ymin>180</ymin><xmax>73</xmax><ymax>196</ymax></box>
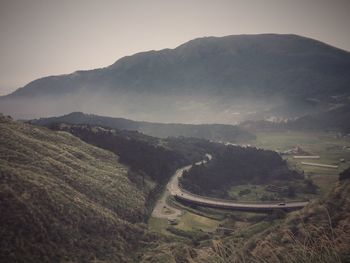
<box><xmin>0</xmin><ymin>114</ymin><xmax>154</xmax><ymax>262</ymax></box>
<box><xmin>1</xmin><ymin>34</ymin><xmax>350</xmax><ymax>123</ymax></box>
<box><xmin>29</xmin><ymin>111</ymin><xmax>255</xmax><ymax>142</ymax></box>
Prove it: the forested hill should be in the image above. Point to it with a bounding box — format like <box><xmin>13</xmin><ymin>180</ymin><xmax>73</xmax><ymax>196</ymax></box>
<box><xmin>29</xmin><ymin>112</ymin><xmax>254</xmax><ymax>142</ymax></box>
<box><xmin>181</xmin><ymin>145</ymin><xmax>302</xmax><ymax>198</ymax></box>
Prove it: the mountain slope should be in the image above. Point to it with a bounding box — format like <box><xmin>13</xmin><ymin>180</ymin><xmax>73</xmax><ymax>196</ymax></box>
<box><xmin>0</xmin><ymin>114</ymin><xmax>151</xmax><ymax>262</ymax></box>
<box><xmin>2</xmin><ymin>34</ymin><xmax>350</xmax><ymax>122</ymax></box>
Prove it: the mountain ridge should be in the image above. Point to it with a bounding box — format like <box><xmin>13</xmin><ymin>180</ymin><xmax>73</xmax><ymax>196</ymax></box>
<box><xmin>1</xmin><ymin>34</ymin><xmax>350</xmax><ymax>122</ymax></box>
<box><xmin>29</xmin><ymin>111</ymin><xmax>255</xmax><ymax>142</ymax></box>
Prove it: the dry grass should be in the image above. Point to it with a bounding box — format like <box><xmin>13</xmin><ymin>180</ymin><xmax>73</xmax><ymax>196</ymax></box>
<box><xmin>195</xmin><ymin>190</ymin><xmax>350</xmax><ymax>263</ymax></box>
<box><xmin>197</xmin><ymin>221</ymin><xmax>345</xmax><ymax>263</ymax></box>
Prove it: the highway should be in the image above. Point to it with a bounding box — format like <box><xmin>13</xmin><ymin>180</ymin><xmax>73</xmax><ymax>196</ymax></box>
<box><xmin>151</xmin><ymin>155</ymin><xmax>212</xmax><ymax>219</ymax></box>
<box><xmin>152</xmin><ymin>154</ymin><xmax>309</xmax><ymax>218</ymax></box>
<box><xmin>168</xmin><ymin>154</ymin><xmax>309</xmax><ymax>212</ymax></box>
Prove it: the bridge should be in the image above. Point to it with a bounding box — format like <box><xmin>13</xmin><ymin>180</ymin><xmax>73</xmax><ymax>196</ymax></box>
<box><xmin>168</xmin><ymin>155</ymin><xmax>309</xmax><ymax>212</ymax></box>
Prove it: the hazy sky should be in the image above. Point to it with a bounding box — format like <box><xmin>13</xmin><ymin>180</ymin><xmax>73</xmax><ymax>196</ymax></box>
<box><xmin>1</xmin><ymin>0</ymin><xmax>350</xmax><ymax>95</ymax></box>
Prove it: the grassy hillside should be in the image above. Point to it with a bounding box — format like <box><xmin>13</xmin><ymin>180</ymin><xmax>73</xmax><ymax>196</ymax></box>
<box><xmin>0</xmin><ymin>114</ymin><xmax>154</xmax><ymax>262</ymax></box>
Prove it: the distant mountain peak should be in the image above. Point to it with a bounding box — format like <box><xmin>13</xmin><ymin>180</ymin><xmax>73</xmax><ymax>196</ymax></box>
<box><xmin>1</xmin><ymin>34</ymin><xmax>350</xmax><ymax>122</ymax></box>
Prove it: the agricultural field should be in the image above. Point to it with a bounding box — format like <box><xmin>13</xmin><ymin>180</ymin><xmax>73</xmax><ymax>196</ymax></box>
<box><xmin>173</xmin><ymin>211</ymin><xmax>220</xmax><ymax>232</ymax></box>
<box><xmin>248</xmin><ymin>131</ymin><xmax>350</xmax><ymax>194</ymax></box>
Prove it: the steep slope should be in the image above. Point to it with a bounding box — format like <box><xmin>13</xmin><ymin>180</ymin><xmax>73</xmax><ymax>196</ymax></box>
<box><xmin>1</xmin><ymin>34</ymin><xmax>350</xmax><ymax>122</ymax></box>
<box><xmin>29</xmin><ymin>112</ymin><xmax>255</xmax><ymax>142</ymax></box>
<box><xmin>0</xmin><ymin>114</ymin><xmax>151</xmax><ymax>262</ymax></box>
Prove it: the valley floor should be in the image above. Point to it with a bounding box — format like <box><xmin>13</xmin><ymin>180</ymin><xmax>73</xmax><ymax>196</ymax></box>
<box><xmin>148</xmin><ymin>130</ymin><xmax>350</xmax><ymax>244</ymax></box>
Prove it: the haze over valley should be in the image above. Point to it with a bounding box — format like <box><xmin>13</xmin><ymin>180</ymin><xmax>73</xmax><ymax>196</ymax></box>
<box><xmin>2</xmin><ymin>34</ymin><xmax>350</xmax><ymax>124</ymax></box>
<box><xmin>1</xmin><ymin>1</ymin><xmax>350</xmax><ymax>262</ymax></box>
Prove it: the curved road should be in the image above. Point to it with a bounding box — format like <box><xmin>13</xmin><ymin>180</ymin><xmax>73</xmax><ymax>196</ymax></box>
<box><xmin>152</xmin><ymin>154</ymin><xmax>309</xmax><ymax>219</ymax></box>
<box><xmin>151</xmin><ymin>156</ymin><xmax>211</xmax><ymax>219</ymax></box>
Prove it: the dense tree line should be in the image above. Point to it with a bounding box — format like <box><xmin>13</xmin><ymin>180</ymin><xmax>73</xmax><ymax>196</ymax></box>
<box><xmin>181</xmin><ymin>145</ymin><xmax>301</xmax><ymax>198</ymax></box>
<box><xmin>30</xmin><ymin>111</ymin><xmax>255</xmax><ymax>143</ymax></box>
<box><xmin>50</xmin><ymin>123</ymin><xmax>218</xmax><ymax>184</ymax></box>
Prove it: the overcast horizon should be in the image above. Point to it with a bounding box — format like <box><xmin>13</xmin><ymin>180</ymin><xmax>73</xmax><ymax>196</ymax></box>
<box><xmin>1</xmin><ymin>0</ymin><xmax>350</xmax><ymax>96</ymax></box>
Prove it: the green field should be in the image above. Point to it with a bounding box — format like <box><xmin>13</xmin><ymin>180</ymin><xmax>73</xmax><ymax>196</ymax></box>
<box><xmin>149</xmin><ymin>210</ymin><xmax>221</xmax><ymax>235</ymax></box>
<box><xmin>248</xmin><ymin>131</ymin><xmax>350</xmax><ymax>194</ymax></box>
<box><xmin>148</xmin><ymin>217</ymin><xmax>171</xmax><ymax>235</ymax></box>
<box><xmin>175</xmin><ymin>212</ymin><xmax>221</xmax><ymax>232</ymax></box>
